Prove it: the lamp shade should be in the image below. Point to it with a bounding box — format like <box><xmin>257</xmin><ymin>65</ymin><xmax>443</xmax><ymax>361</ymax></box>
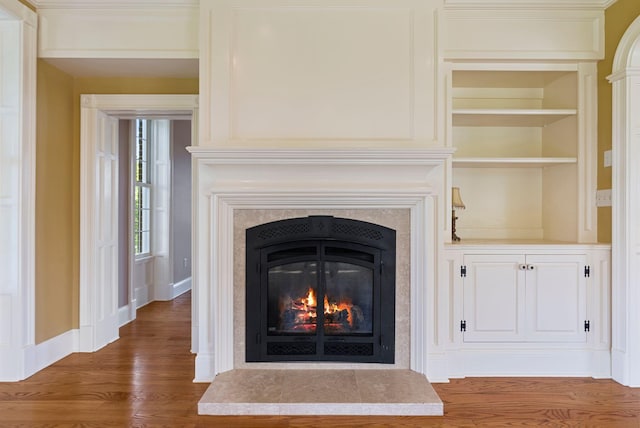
<box><xmin>452</xmin><ymin>187</ymin><xmax>465</xmax><ymax>209</ymax></box>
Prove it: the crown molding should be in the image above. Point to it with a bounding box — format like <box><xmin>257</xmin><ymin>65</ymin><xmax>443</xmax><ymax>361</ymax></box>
<box><xmin>29</xmin><ymin>0</ymin><xmax>615</xmax><ymax>10</ymax></box>
<box><xmin>443</xmin><ymin>0</ymin><xmax>616</xmax><ymax>9</ymax></box>
<box><xmin>30</xmin><ymin>0</ymin><xmax>197</xmax><ymax>9</ymax></box>
<box><xmin>0</xmin><ymin>0</ymin><xmax>37</xmax><ymax>25</ymax></box>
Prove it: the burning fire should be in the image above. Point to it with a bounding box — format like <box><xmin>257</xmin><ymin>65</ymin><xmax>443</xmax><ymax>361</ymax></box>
<box><xmin>324</xmin><ymin>294</ymin><xmax>353</xmax><ymax>326</ymax></box>
<box><xmin>304</xmin><ymin>288</ymin><xmax>316</xmax><ymax>308</ymax></box>
<box><xmin>280</xmin><ymin>287</ymin><xmax>359</xmax><ymax>333</ymax></box>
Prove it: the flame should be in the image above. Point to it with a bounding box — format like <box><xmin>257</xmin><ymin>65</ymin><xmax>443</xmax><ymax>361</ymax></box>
<box><xmin>279</xmin><ymin>287</ymin><xmax>361</xmax><ymax>332</ymax></box>
<box><xmin>324</xmin><ymin>295</ymin><xmax>353</xmax><ymax>327</ymax></box>
<box><xmin>305</xmin><ymin>288</ymin><xmax>316</xmax><ymax>308</ymax></box>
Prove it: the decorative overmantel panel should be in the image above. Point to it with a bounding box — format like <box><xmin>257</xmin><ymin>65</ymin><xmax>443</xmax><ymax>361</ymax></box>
<box><xmin>199</xmin><ymin>0</ymin><xmax>441</xmax><ymax>147</ymax></box>
<box><xmin>188</xmin><ymin>147</ymin><xmax>454</xmax><ymax>382</ymax></box>
<box><xmin>439</xmin><ymin>5</ymin><xmax>604</xmax><ymax>61</ymax></box>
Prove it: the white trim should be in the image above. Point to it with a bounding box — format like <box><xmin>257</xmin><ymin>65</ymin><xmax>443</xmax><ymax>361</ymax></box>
<box><xmin>151</xmin><ymin>119</ymin><xmax>173</xmax><ymax>301</ymax></box>
<box><xmin>448</xmin><ymin>349</ymin><xmax>611</xmax><ymax>377</ymax></box>
<box><xmin>608</xmin><ymin>14</ymin><xmax>640</xmax><ymax>387</ymax></box>
<box><xmin>172</xmin><ymin>277</ymin><xmax>192</xmax><ymax>299</ymax></box>
<box><xmin>32</xmin><ymin>0</ymin><xmax>198</xmax><ymax>8</ymax></box>
<box><xmin>0</xmin><ymin>0</ymin><xmax>37</xmax><ymax>25</ymax></box>
<box><xmin>80</xmin><ymin>95</ymin><xmax>198</xmax><ymax>354</ymax></box>
<box><xmin>188</xmin><ymin>147</ymin><xmax>452</xmax><ymax>382</ymax></box>
<box><xmin>118</xmin><ymin>304</ymin><xmax>131</xmax><ymax>327</ymax></box>
<box><xmin>27</xmin><ymin>330</ymin><xmax>79</xmax><ymax>375</ymax></box>
<box><xmin>443</xmin><ymin>0</ymin><xmax>616</xmax><ymax>9</ymax></box>
<box><xmin>0</xmin><ymin>0</ymin><xmax>37</xmax><ymax>382</ymax></box>
<box><xmin>611</xmin><ymin>15</ymin><xmax>640</xmax><ymax>72</ymax></box>
<box><xmin>0</xmin><ymin>328</ymin><xmax>78</xmax><ymax>381</ymax></box>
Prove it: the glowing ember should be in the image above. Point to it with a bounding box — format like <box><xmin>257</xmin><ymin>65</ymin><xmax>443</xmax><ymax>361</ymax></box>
<box><xmin>279</xmin><ymin>287</ymin><xmax>364</xmax><ymax>333</ymax></box>
<box><xmin>324</xmin><ymin>295</ymin><xmax>353</xmax><ymax>326</ymax></box>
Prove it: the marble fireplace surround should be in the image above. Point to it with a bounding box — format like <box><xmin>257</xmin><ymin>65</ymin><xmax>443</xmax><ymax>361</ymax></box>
<box><xmin>188</xmin><ymin>147</ymin><xmax>453</xmax><ymax>382</ymax></box>
<box><xmin>234</xmin><ymin>208</ymin><xmax>410</xmax><ymax>369</ymax></box>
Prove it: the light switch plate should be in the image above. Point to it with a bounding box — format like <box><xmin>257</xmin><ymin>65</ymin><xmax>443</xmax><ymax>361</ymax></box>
<box><xmin>596</xmin><ymin>189</ymin><xmax>612</xmax><ymax>207</ymax></box>
<box><xmin>604</xmin><ymin>150</ymin><xmax>612</xmax><ymax>168</ymax></box>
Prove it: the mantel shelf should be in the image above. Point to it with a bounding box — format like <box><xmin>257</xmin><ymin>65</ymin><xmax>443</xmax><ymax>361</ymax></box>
<box><xmin>453</xmin><ymin>157</ymin><xmax>577</xmax><ymax>168</ymax></box>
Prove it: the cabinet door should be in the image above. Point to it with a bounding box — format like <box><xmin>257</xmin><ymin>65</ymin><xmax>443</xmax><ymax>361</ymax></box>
<box><xmin>524</xmin><ymin>254</ymin><xmax>587</xmax><ymax>342</ymax></box>
<box><xmin>462</xmin><ymin>254</ymin><xmax>526</xmax><ymax>342</ymax></box>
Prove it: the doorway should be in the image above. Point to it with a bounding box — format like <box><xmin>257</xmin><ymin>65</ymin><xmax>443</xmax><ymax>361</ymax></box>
<box><xmin>79</xmin><ymin>95</ymin><xmax>198</xmax><ymax>353</ymax></box>
<box><xmin>117</xmin><ymin>118</ymin><xmax>193</xmax><ymax>327</ymax></box>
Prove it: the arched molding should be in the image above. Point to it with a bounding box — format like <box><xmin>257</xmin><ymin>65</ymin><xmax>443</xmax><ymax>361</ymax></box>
<box><xmin>612</xmin><ymin>15</ymin><xmax>640</xmax><ymax>72</ymax></box>
<box><xmin>608</xmin><ymin>13</ymin><xmax>640</xmax><ymax>387</ymax></box>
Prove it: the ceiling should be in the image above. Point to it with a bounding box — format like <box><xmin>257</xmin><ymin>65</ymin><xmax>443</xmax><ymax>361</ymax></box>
<box><xmin>43</xmin><ymin>57</ymin><xmax>199</xmax><ymax>78</ymax></box>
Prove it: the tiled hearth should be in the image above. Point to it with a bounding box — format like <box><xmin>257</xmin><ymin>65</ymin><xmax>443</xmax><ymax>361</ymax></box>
<box><xmin>198</xmin><ymin>369</ymin><xmax>443</xmax><ymax>416</ymax></box>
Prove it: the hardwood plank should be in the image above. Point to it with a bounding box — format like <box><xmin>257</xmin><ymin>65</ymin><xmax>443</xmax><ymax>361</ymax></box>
<box><xmin>0</xmin><ymin>292</ymin><xmax>639</xmax><ymax>427</ymax></box>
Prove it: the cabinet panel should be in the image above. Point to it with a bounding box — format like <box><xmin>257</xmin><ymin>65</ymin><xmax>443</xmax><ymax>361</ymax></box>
<box><xmin>525</xmin><ymin>254</ymin><xmax>587</xmax><ymax>342</ymax></box>
<box><xmin>440</xmin><ymin>9</ymin><xmax>603</xmax><ymax>61</ymax></box>
<box><xmin>462</xmin><ymin>254</ymin><xmax>526</xmax><ymax>342</ymax></box>
<box><xmin>445</xmin><ymin>245</ymin><xmax>610</xmax><ymax>378</ymax></box>
<box><xmin>462</xmin><ymin>253</ymin><xmax>587</xmax><ymax>343</ymax></box>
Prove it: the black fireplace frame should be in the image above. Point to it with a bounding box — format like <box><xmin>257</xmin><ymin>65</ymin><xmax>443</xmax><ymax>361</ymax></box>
<box><xmin>245</xmin><ymin>216</ymin><xmax>395</xmax><ymax>364</ymax></box>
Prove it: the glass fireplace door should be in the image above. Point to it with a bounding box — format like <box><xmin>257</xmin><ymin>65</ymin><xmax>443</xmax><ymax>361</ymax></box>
<box><xmin>267</xmin><ymin>261</ymin><xmax>319</xmax><ymax>335</ymax></box>
<box><xmin>246</xmin><ymin>216</ymin><xmax>395</xmax><ymax>364</ymax></box>
<box><xmin>323</xmin><ymin>261</ymin><xmax>373</xmax><ymax>335</ymax></box>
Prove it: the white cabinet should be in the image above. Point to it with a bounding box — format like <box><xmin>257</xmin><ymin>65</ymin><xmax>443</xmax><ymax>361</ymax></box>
<box><xmin>439</xmin><ymin>245</ymin><xmax>611</xmax><ymax>378</ymax></box>
<box><xmin>461</xmin><ymin>253</ymin><xmax>587</xmax><ymax>343</ymax></box>
<box><xmin>446</xmin><ymin>63</ymin><xmax>597</xmax><ymax>243</ymax></box>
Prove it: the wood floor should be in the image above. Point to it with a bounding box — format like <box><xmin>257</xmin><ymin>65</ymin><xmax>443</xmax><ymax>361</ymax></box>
<box><xmin>1</xmin><ymin>292</ymin><xmax>639</xmax><ymax>427</ymax></box>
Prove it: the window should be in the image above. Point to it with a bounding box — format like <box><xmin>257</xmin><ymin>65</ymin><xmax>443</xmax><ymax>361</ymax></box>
<box><xmin>134</xmin><ymin>119</ymin><xmax>151</xmax><ymax>256</ymax></box>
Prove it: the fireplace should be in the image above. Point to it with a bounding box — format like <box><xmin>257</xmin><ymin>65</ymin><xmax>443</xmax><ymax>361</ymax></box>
<box><xmin>245</xmin><ymin>216</ymin><xmax>396</xmax><ymax>363</ymax></box>
<box><xmin>187</xmin><ymin>147</ymin><xmax>452</xmax><ymax>381</ymax></box>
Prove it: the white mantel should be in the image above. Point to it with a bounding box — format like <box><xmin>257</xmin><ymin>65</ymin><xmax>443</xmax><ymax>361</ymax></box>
<box><xmin>189</xmin><ymin>147</ymin><xmax>454</xmax><ymax>382</ymax></box>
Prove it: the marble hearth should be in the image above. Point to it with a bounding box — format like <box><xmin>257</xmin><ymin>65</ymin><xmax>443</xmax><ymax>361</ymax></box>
<box><xmin>198</xmin><ymin>369</ymin><xmax>443</xmax><ymax>416</ymax></box>
<box><xmin>188</xmin><ymin>148</ymin><xmax>453</xmax><ymax>383</ymax></box>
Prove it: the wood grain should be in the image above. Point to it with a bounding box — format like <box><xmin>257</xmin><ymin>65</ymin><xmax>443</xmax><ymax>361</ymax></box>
<box><xmin>1</xmin><ymin>292</ymin><xmax>639</xmax><ymax>427</ymax></box>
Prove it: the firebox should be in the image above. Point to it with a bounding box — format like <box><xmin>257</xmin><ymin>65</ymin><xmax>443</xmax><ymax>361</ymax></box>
<box><xmin>246</xmin><ymin>216</ymin><xmax>395</xmax><ymax>364</ymax></box>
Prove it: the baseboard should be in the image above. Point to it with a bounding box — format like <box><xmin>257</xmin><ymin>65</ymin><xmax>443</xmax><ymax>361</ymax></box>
<box><xmin>119</xmin><ymin>304</ymin><xmax>131</xmax><ymax>327</ymax></box>
<box><xmin>135</xmin><ymin>285</ymin><xmax>151</xmax><ymax>309</ymax></box>
<box><xmin>21</xmin><ymin>329</ymin><xmax>78</xmax><ymax>380</ymax></box>
<box><xmin>446</xmin><ymin>348</ymin><xmax>612</xmax><ymax>379</ymax></box>
<box><xmin>172</xmin><ymin>277</ymin><xmax>192</xmax><ymax>299</ymax></box>
<box><xmin>194</xmin><ymin>352</ymin><xmax>216</xmax><ymax>383</ymax></box>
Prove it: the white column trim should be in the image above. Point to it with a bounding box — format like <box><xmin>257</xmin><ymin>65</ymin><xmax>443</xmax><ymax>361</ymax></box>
<box><xmin>0</xmin><ymin>0</ymin><xmax>37</xmax><ymax>382</ymax></box>
<box><xmin>608</xmin><ymin>14</ymin><xmax>640</xmax><ymax>387</ymax></box>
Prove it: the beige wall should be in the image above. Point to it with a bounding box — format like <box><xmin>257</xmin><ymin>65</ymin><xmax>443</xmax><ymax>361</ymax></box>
<box><xmin>35</xmin><ymin>62</ymin><xmax>198</xmax><ymax>343</ymax></box>
<box><xmin>35</xmin><ymin>60</ymin><xmax>74</xmax><ymax>343</ymax></box>
<box><xmin>598</xmin><ymin>0</ymin><xmax>640</xmax><ymax>243</ymax></box>
<box><xmin>17</xmin><ymin>0</ymin><xmax>35</xmax><ymax>11</ymax></box>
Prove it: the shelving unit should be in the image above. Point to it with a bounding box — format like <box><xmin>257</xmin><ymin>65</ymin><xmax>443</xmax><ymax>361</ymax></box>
<box><xmin>447</xmin><ymin>65</ymin><xmax>596</xmax><ymax>243</ymax></box>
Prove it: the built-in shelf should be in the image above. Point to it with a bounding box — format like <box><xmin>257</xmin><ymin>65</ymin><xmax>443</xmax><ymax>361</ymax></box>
<box><xmin>452</xmin><ymin>157</ymin><xmax>577</xmax><ymax>168</ymax></box>
<box><xmin>452</xmin><ymin>109</ymin><xmax>577</xmax><ymax>127</ymax></box>
<box><xmin>448</xmin><ymin>65</ymin><xmax>594</xmax><ymax>243</ymax></box>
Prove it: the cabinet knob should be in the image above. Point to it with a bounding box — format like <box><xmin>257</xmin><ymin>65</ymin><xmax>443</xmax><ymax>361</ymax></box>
<box><xmin>527</xmin><ymin>264</ymin><xmax>535</xmax><ymax>270</ymax></box>
<box><xmin>519</xmin><ymin>264</ymin><xmax>527</xmax><ymax>270</ymax></box>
